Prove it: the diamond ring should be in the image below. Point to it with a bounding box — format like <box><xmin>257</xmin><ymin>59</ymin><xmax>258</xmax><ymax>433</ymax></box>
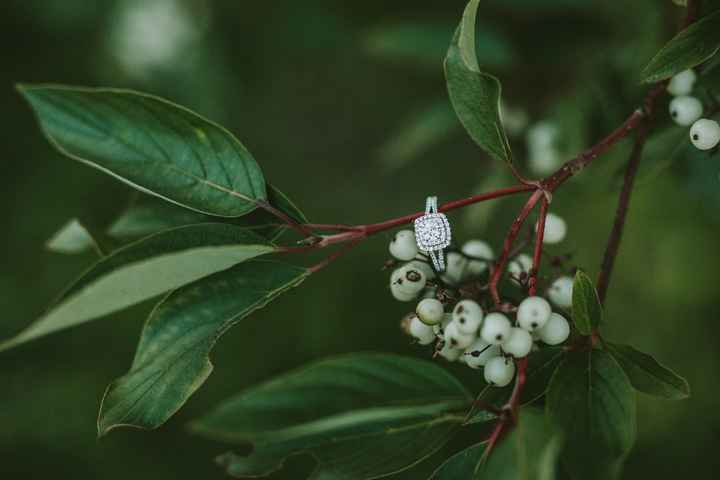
<box><xmin>414</xmin><ymin>196</ymin><xmax>451</xmax><ymax>272</ymax></box>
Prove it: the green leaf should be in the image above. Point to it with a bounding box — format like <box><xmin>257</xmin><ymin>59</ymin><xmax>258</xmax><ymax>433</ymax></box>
<box><xmin>546</xmin><ymin>349</ymin><xmax>636</xmax><ymax>479</ymax></box>
<box><xmin>190</xmin><ymin>354</ymin><xmax>471</xmax><ymax>480</ymax></box>
<box><xmin>378</xmin><ymin>100</ymin><xmax>458</xmax><ymax>171</ymax></box>
<box><xmin>641</xmin><ymin>10</ymin><xmax>720</xmax><ymax>83</ymax></box>
<box><xmin>46</xmin><ymin>218</ymin><xmax>103</xmax><ymax>255</ymax></box>
<box><xmin>428</xmin><ymin>443</ymin><xmax>485</xmax><ymax>480</ymax></box>
<box><xmin>18</xmin><ymin>84</ymin><xmax>267</xmax><ymax>217</ymax></box>
<box><xmin>108</xmin><ymin>184</ymin><xmax>307</xmax><ymax>242</ymax></box>
<box><xmin>445</xmin><ymin>1</ymin><xmax>512</xmax><ymax>165</ymax></box>
<box><xmin>521</xmin><ymin>347</ymin><xmax>566</xmax><ymax>405</ymax></box>
<box><xmin>0</xmin><ymin>224</ymin><xmax>274</xmax><ymax>352</ymax></box>
<box><xmin>572</xmin><ymin>270</ymin><xmax>602</xmax><ymax>335</ymax></box>
<box><xmin>480</xmin><ymin>408</ymin><xmax>562</xmax><ymax>480</ymax></box>
<box><xmin>98</xmin><ymin>260</ymin><xmax>309</xmax><ymax>435</ymax></box>
<box><xmin>605</xmin><ymin>343</ymin><xmax>690</xmax><ymax>400</ymax></box>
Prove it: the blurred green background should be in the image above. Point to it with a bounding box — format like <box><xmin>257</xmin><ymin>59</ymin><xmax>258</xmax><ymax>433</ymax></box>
<box><xmin>1</xmin><ymin>0</ymin><xmax>719</xmax><ymax>478</ymax></box>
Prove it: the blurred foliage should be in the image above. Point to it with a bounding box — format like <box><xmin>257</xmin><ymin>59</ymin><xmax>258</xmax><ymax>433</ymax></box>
<box><xmin>1</xmin><ymin>0</ymin><xmax>720</xmax><ymax>479</ymax></box>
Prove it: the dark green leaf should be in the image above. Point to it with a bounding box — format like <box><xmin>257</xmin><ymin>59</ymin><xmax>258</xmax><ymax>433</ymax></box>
<box><xmin>98</xmin><ymin>260</ymin><xmax>309</xmax><ymax>435</ymax></box>
<box><xmin>108</xmin><ymin>184</ymin><xmax>307</xmax><ymax>242</ymax></box>
<box><xmin>521</xmin><ymin>347</ymin><xmax>566</xmax><ymax>405</ymax></box>
<box><xmin>46</xmin><ymin>218</ymin><xmax>103</xmax><ymax>256</ymax></box>
<box><xmin>641</xmin><ymin>10</ymin><xmax>720</xmax><ymax>83</ymax></box>
<box><xmin>0</xmin><ymin>224</ymin><xmax>274</xmax><ymax>352</ymax></box>
<box><xmin>190</xmin><ymin>354</ymin><xmax>471</xmax><ymax>480</ymax></box>
<box><xmin>18</xmin><ymin>84</ymin><xmax>266</xmax><ymax>217</ymax></box>
<box><xmin>480</xmin><ymin>408</ymin><xmax>562</xmax><ymax>480</ymax></box>
<box><xmin>428</xmin><ymin>443</ymin><xmax>485</xmax><ymax>480</ymax></box>
<box><xmin>572</xmin><ymin>270</ymin><xmax>602</xmax><ymax>335</ymax></box>
<box><xmin>445</xmin><ymin>1</ymin><xmax>512</xmax><ymax>165</ymax></box>
<box><xmin>605</xmin><ymin>343</ymin><xmax>690</xmax><ymax>400</ymax></box>
<box><xmin>546</xmin><ymin>349</ymin><xmax>635</xmax><ymax>479</ymax></box>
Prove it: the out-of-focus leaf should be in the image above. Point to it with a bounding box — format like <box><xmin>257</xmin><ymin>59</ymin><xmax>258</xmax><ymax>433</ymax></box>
<box><xmin>546</xmin><ymin>349</ymin><xmax>635</xmax><ymax>479</ymax></box>
<box><xmin>190</xmin><ymin>354</ymin><xmax>471</xmax><ymax>480</ymax></box>
<box><xmin>363</xmin><ymin>21</ymin><xmax>516</xmax><ymax>70</ymax></box>
<box><xmin>428</xmin><ymin>443</ymin><xmax>485</xmax><ymax>480</ymax></box>
<box><xmin>379</xmin><ymin>100</ymin><xmax>458</xmax><ymax>170</ymax></box>
<box><xmin>462</xmin><ymin>167</ymin><xmax>514</xmax><ymax>229</ymax></box>
<box><xmin>606</xmin><ymin>343</ymin><xmax>690</xmax><ymax>400</ymax></box>
<box><xmin>98</xmin><ymin>260</ymin><xmax>309</xmax><ymax>435</ymax></box>
<box><xmin>572</xmin><ymin>270</ymin><xmax>602</xmax><ymax>335</ymax></box>
<box><xmin>521</xmin><ymin>347</ymin><xmax>566</xmax><ymax>404</ymax></box>
<box><xmin>0</xmin><ymin>224</ymin><xmax>274</xmax><ymax>352</ymax></box>
<box><xmin>445</xmin><ymin>1</ymin><xmax>512</xmax><ymax>166</ymax></box>
<box><xmin>641</xmin><ymin>10</ymin><xmax>720</xmax><ymax>83</ymax></box>
<box><xmin>634</xmin><ymin>126</ymin><xmax>692</xmax><ymax>187</ymax></box>
<box><xmin>480</xmin><ymin>409</ymin><xmax>562</xmax><ymax>480</ymax></box>
<box><xmin>18</xmin><ymin>85</ymin><xmax>267</xmax><ymax>217</ymax></box>
<box><xmin>46</xmin><ymin>218</ymin><xmax>102</xmax><ymax>255</ymax></box>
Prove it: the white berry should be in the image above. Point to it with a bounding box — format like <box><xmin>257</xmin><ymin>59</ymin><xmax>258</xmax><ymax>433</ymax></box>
<box><xmin>390</xmin><ymin>266</ymin><xmax>427</xmax><ymax>301</ymax></box>
<box><xmin>529</xmin><ymin>146</ymin><xmax>562</xmax><ymax>175</ymax></box>
<box><xmin>389</xmin><ymin>230</ymin><xmax>419</xmax><ymax>261</ymax></box>
<box><xmin>690</xmin><ymin>118</ymin><xmax>720</xmax><ymax>150</ymax></box>
<box><xmin>441</xmin><ymin>252</ymin><xmax>469</xmax><ymax>285</ymax></box>
<box><xmin>461</xmin><ymin>240</ymin><xmax>494</xmax><ymax>276</ymax></box>
<box><xmin>416</xmin><ymin>298</ymin><xmax>444</xmax><ymax>325</ymax></box>
<box><xmin>517</xmin><ymin>296</ymin><xmax>552</xmax><ymax>332</ymax></box>
<box><xmin>547</xmin><ymin>276</ymin><xmax>573</xmax><ymax>309</ymax></box>
<box><xmin>537</xmin><ymin>312</ymin><xmax>570</xmax><ymax>345</ymax></box>
<box><xmin>464</xmin><ymin>339</ymin><xmax>501</xmax><ymax>368</ymax></box>
<box><xmin>484</xmin><ymin>356</ymin><xmax>516</xmax><ymax>387</ymax></box>
<box><xmin>444</xmin><ymin>321</ymin><xmax>475</xmax><ymax>349</ymax></box>
<box><xmin>452</xmin><ymin>299</ymin><xmax>484</xmax><ymax>335</ymax></box>
<box><xmin>409</xmin><ymin>315</ymin><xmax>436</xmax><ymax>345</ymax></box>
<box><xmin>669</xmin><ymin>96</ymin><xmax>703</xmax><ymax>126</ymax></box>
<box><xmin>527</xmin><ymin>122</ymin><xmax>558</xmax><ymax>151</ymax></box>
<box><xmin>432</xmin><ymin>314</ymin><xmax>452</xmax><ymax>339</ymax></box>
<box><xmin>437</xmin><ymin>341</ymin><xmax>463</xmax><ymax>362</ymax></box>
<box><xmin>667</xmin><ymin>69</ymin><xmax>697</xmax><ymax>97</ymax></box>
<box><xmin>508</xmin><ymin>253</ymin><xmax>533</xmax><ymax>284</ymax></box>
<box><xmin>501</xmin><ymin>327</ymin><xmax>533</xmax><ymax>358</ymax></box>
<box><xmin>480</xmin><ymin>312</ymin><xmax>512</xmax><ymax>345</ymax></box>
<box><xmin>537</xmin><ymin>213</ymin><xmax>566</xmax><ymax>244</ymax></box>
<box><xmin>406</xmin><ymin>259</ymin><xmax>436</xmax><ymax>280</ymax></box>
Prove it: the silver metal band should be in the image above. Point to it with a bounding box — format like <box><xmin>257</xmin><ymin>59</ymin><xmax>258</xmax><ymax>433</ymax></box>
<box><xmin>425</xmin><ymin>196</ymin><xmax>438</xmax><ymax>215</ymax></box>
<box><xmin>429</xmin><ymin>250</ymin><xmax>445</xmax><ymax>271</ymax></box>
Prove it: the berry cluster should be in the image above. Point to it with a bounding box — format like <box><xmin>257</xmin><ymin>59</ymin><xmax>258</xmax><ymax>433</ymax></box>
<box><xmin>389</xmin><ymin>228</ymin><xmax>572</xmax><ymax>387</ymax></box>
<box><xmin>667</xmin><ymin>69</ymin><xmax>720</xmax><ymax>151</ymax></box>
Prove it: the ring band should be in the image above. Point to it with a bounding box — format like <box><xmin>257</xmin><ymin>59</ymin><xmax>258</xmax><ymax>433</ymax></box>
<box><xmin>414</xmin><ymin>196</ymin><xmax>451</xmax><ymax>272</ymax></box>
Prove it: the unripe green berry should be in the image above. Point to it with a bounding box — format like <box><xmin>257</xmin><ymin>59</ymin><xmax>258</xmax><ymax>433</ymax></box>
<box><xmin>416</xmin><ymin>298</ymin><xmax>444</xmax><ymax>325</ymax></box>
<box><xmin>389</xmin><ymin>230</ymin><xmax>419</xmax><ymax>261</ymax></box>
<box><xmin>484</xmin><ymin>356</ymin><xmax>516</xmax><ymax>387</ymax></box>
<box><xmin>517</xmin><ymin>296</ymin><xmax>552</xmax><ymax>332</ymax></box>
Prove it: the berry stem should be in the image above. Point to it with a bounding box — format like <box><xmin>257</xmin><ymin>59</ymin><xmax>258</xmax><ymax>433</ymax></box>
<box><xmin>488</xmin><ymin>190</ymin><xmax>543</xmax><ymax>305</ymax></box>
<box><xmin>527</xmin><ymin>196</ymin><xmax>549</xmax><ymax>296</ymax></box>
<box><xmin>596</xmin><ymin>125</ymin><xmax>649</xmax><ymax>304</ymax></box>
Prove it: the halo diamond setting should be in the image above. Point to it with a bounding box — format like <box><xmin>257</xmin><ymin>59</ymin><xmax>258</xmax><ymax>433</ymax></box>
<box><xmin>414</xmin><ymin>196</ymin><xmax>451</xmax><ymax>272</ymax></box>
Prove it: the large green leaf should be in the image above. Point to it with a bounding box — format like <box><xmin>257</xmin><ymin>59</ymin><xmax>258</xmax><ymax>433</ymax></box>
<box><xmin>546</xmin><ymin>349</ymin><xmax>636</xmax><ymax>479</ymax></box>
<box><xmin>606</xmin><ymin>343</ymin><xmax>690</xmax><ymax>400</ymax></box>
<box><xmin>571</xmin><ymin>270</ymin><xmax>602</xmax><ymax>335</ymax></box>
<box><xmin>18</xmin><ymin>85</ymin><xmax>267</xmax><ymax>217</ymax></box>
<box><xmin>445</xmin><ymin>0</ymin><xmax>512</xmax><ymax>165</ymax></box>
<box><xmin>641</xmin><ymin>10</ymin><xmax>720</xmax><ymax>83</ymax></box>
<box><xmin>98</xmin><ymin>260</ymin><xmax>309</xmax><ymax>435</ymax></box>
<box><xmin>481</xmin><ymin>409</ymin><xmax>562</xmax><ymax>480</ymax></box>
<box><xmin>108</xmin><ymin>184</ymin><xmax>308</xmax><ymax>242</ymax></box>
<box><xmin>433</xmin><ymin>412</ymin><xmax>561</xmax><ymax>480</ymax></box>
<box><xmin>0</xmin><ymin>224</ymin><xmax>274</xmax><ymax>352</ymax></box>
<box><xmin>190</xmin><ymin>354</ymin><xmax>471</xmax><ymax>480</ymax></box>
<box><xmin>521</xmin><ymin>347</ymin><xmax>566</xmax><ymax>405</ymax></box>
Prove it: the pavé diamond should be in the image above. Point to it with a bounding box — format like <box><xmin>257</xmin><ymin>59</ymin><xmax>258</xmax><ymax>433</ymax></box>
<box><xmin>413</xmin><ymin>196</ymin><xmax>452</xmax><ymax>272</ymax></box>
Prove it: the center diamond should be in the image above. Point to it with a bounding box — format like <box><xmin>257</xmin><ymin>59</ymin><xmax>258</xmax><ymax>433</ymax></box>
<box><xmin>414</xmin><ymin>213</ymin><xmax>451</xmax><ymax>251</ymax></box>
